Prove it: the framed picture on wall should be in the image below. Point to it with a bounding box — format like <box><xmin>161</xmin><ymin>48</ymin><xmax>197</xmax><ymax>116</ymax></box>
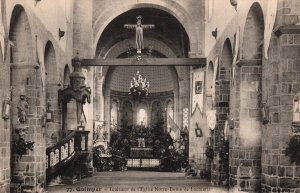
<box><xmin>195</xmin><ymin>81</ymin><xmax>203</xmax><ymax>94</ymax></box>
<box><xmin>195</xmin><ymin>128</ymin><xmax>203</xmax><ymax>137</ymax></box>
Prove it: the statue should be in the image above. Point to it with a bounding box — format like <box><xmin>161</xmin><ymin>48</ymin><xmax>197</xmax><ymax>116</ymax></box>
<box><xmin>124</xmin><ymin>16</ymin><xmax>155</xmax><ymax>54</ymax></box>
<box><xmin>17</xmin><ymin>94</ymin><xmax>29</xmax><ymax>124</ymax></box>
<box><xmin>137</xmin><ymin>137</ymin><xmax>145</xmax><ymax>148</ymax></box>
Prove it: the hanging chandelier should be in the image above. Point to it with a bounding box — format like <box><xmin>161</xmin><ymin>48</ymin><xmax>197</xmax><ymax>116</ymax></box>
<box><xmin>129</xmin><ymin>70</ymin><xmax>150</xmax><ymax>100</ymax></box>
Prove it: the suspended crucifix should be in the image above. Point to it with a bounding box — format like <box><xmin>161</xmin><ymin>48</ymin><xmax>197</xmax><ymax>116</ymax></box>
<box><xmin>124</xmin><ymin>15</ymin><xmax>155</xmax><ymax>55</ymax></box>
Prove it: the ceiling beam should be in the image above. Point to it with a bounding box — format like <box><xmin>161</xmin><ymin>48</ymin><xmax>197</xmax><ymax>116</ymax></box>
<box><xmin>81</xmin><ymin>58</ymin><xmax>206</xmax><ymax>67</ymax></box>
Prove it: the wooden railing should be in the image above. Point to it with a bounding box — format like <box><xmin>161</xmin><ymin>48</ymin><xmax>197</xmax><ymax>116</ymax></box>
<box><xmin>46</xmin><ymin>131</ymin><xmax>76</xmax><ymax>176</ymax></box>
<box><xmin>46</xmin><ymin>130</ymin><xmax>90</xmax><ymax>179</ymax></box>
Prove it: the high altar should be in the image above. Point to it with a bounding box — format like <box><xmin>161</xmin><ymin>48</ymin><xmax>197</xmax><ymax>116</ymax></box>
<box><xmin>111</xmin><ymin>124</ymin><xmax>170</xmax><ymax>169</ymax></box>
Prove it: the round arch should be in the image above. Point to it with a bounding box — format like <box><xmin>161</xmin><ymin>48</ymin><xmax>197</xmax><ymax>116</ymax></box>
<box><xmin>9</xmin><ymin>5</ymin><xmax>34</xmax><ymax>63</ymax></box>
<box><xmin>9</xmin><ymin>4</ymin><xmax>47</xmax><ymax>189</ymax></box>
<box><xmin>93</xmin><ymin>1</ymin><xmax>199</xmax><ymax>55</ymax></box>
<box><xmin>220</xmin><ymin>38</ymin><xmax>233</xmax><ymax>79</ymax></box>
<box><xmin>211</xmin><ymin>37</ymin><xmax>234</xmax><ymax>186</ymax></box>
<box><xmin>8</xmin><ymin>4</ymin><xmax>37</xmax><ymax>46</ymax></box>
<box><xmin>242</xmin><ymin>2</ymin><xmax>264</xmax><ymax>60</ymax></box>
<box><xmin>63</xmin><ymin>64</ymin><xmax>71</xmax><ymax>87</ymax></box>
<box><xmin>44</xmin><ymin>41</ymin><xmax>58</xmax><ymax>83</ymax></box>
<box><xmin>44</xmin><ymin>40</ymin><xmax>61</xmax><ymax>147</ymax></box>
<box><xmin>228</xmin><ymin>4</ymin><xmax>264</xmax><ymax>190</ymax></box>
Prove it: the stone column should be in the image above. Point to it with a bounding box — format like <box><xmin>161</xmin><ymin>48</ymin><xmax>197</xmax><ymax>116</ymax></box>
<box><xmin>0</xmin><ymin>53</ymin><xmax>11</xmax><ymax>193</ymax></box>
<box><xmin>72</xmin><ymin>0</ymin><xmax>93</xmax><ymax>58</ymax></box>
<box><xmin>229</xmin><ymin>59</ymin><xmax>262</xmax><ymax>191</ymax></box>
<box><xmin>261</xmin><ymin>25</ymin><xmax>300</xmax><ymax>192</ymax></box>
<box><xmin>259</xmin><ymin>1</ymin><xmax>300</xmax><ymax>191</ymax></box>
<box><xmin>11</xmin><ymin>64</ymin><xmax>46</xmax><ymax>192</ymax></box>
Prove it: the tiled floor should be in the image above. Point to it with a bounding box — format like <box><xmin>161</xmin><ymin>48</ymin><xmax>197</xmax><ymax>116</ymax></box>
<box><xmin>46</xmin><ymin>171</ymin><xmax>229</xmax><ymax>193</ymax></box>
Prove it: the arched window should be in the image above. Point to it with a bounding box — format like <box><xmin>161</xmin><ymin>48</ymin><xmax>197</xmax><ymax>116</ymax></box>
<box><xmin>110</xmin><ymin>100</ymin><xmax>118</xmax><ymax>130</ymax></box>
<box><xmin>63</xmin><ymin>65</ymin><xmax>70</xmax><ymax>87</ymax></box>
<box><xmin>166</xmin><ymin>100</ymin><xmax>174</xmax><ymax>131</ymax></box>
<box><xmin>137</xmin><ymin>108</ymin><xmax>147</xmax><ymax>126</ymax></box>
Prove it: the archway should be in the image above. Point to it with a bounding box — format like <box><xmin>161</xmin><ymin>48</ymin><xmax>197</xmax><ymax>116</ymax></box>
<box><xmin>212</xmin><ymin>38</ymin><xmax>233</xmax><ymax>185</ymax></box>
<box><xmin>92</xmin><ymin>1</ymin><xmax>199</xmax><ymax>55</ymax></box>
<box><xmin>229</xmin><ymin>2</ymin><xmax>264</xmax><ymax>192</ymax></box>
<box><xmin>63</xmin><ymin>64</ymin><xmax>70</xmax><ymax>87</ymax></box>
<box><xmin>93</xmin><ymin>7</ymin><xmax>189</xmax><ymax>172</ymax></box>
<box><xmin>44</xmin><ymin>41</ymin><xmax>60</xmax><ymax>147</ymax></box>
<box><xmin>96</xmin><ymin>7</ymin><xmax>188</xmax><ymax>137</ymax></box>
<box><xmin>9</xmin><ymin>5</ymin><xmax>46</xmax><ymax>192</ymax></box>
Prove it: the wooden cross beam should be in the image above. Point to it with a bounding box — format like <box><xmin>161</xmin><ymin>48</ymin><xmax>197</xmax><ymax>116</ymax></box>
<box><xmin>81</xmin><ymin>58</ymin><xmax>206</xmax><ymax>67</ymax></box>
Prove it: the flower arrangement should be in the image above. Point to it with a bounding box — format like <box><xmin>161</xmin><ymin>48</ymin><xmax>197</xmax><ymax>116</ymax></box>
<box><xmin>285</xmin><ymin>135</ymin><xmax>300</xmax><ymax>164</ymax></box>
<box><xmin>13</xmin><ymin>138</ymin><xmax>34</xmax><ymax>157</ymax></box>
<box><xmin>129</xmin><ymin>71</ymin><xmax>149</xmax><ymax>100</ymax></box>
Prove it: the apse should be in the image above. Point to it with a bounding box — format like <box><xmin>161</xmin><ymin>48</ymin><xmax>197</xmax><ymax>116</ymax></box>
<box><xmin>107</xmin><ymin>65</ymin><xmax>178</xmax><ymax>129</ymax></box>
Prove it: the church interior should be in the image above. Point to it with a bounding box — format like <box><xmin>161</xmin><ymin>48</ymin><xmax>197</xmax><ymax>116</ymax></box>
<box><xmin>0</xmin><ymin>0</ymin><xmax>300</xmax><ymax>192</ymax></box>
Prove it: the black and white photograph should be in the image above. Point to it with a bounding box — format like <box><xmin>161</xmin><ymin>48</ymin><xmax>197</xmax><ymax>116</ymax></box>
<box><xmin>0</xmin><ymin>0</ymin><xmax>299</xmax><ymax>192</ymax></box>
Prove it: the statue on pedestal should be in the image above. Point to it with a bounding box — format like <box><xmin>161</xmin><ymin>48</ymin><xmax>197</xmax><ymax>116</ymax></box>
<box><xmin>17</xmin><ymin>94</ymin><xmax>28</xmax><ymax>125</ymax></box>
<box><xmin>14</xmin><ymin>93</ymin><xmax>34</xmax><ymax>157</ymax></box>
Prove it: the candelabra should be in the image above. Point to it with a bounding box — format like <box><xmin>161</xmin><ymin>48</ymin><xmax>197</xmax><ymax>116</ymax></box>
<box><xmin>129</xmin><ymin>70</ymin><xmax>150</xmax><ymax>100</ymax></box>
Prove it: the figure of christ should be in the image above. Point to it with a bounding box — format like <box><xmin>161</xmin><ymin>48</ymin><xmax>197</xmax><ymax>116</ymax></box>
<box><xmin>124</xmin><ymin>15</ymin><xmax>155</xmax><ymax>54</ymax></box>
<box><xmin>17</xmin><ymin>95</ymin><xmax>29</xmax><ymax>124</ymax></box>
<box><xmin>137</xmin><ymin>138</ymin><xmax>145</xmax><ymax>148</ymax></box>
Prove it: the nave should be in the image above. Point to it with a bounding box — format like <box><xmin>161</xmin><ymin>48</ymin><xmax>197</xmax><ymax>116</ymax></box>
<box><xmin>1</xmin><ymin>1</ymin><xmax>300</xmax><ymax>192</ymax></box>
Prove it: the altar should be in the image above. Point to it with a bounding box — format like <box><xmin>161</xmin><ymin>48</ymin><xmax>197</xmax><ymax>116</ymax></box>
<box><xmin>130</xmin><ymin>147</ymin><xmax>153</xmax><ymax>158</ymax></box>
<box><xmin>108</xmin><ymin>124</ymin><xmax>172</xmax><ymax>170</ymax></box>
<box><xmin>126</xmin><ymin>158</ymin><xmax>160</xmax><ymax>169</ymax></box>
<box><xmin>127</xmin><ymin>147</ymin><xmax>160</xmax><ymax>169</ymax></box>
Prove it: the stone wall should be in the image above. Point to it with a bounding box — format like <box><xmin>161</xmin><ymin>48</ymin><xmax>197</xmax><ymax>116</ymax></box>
<box><xmin>260</xmin><ymin>0</ymin><xmax>300</xmax><ymax>192</ymax></box>
<box><xmin>0</xmin><ymin>45</ymin><xmax>11</xmax><ymax>193</ymax></box>
<box><xmin>261</xmin><ymin>23</ymin><xmax>300</xmax><ymax>193</ymax></box>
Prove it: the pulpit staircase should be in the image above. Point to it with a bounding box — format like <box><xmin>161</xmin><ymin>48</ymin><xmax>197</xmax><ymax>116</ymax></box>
<box><xmin>46</xmin><ymin>130</ymin><xmax>93</xmax><ymax>184</ymax></box>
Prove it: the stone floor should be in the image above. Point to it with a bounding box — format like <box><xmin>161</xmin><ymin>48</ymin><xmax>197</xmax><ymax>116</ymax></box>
<box><xmin>46</xmin><ymin>170</ymin><xmax>230</xmax><ymax>193</ymax></box>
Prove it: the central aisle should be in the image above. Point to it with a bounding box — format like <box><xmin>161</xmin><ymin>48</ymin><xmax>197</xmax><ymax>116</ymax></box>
<box><xmin>46</xmin><ymin>171</ymin><xmax>228</xmax><ymax>193</ymax></box>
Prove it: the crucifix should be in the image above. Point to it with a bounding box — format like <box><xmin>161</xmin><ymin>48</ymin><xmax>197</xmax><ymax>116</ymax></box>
<box><xmin>124</xmin><ymin>15</ymin><xmax>155</xmax><ymax>54</ymax></box>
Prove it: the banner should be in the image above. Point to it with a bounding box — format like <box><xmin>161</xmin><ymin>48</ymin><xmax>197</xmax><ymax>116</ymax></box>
<box><xmin>192</xmin><ymin>69</ymin><xmax>204</xmax><ymax>115</ymax></box>
<box><xmin>167</xmin><ymin>114</ymin><xmax>179</xmax><ymax>132</ymax></box>
<box><xmin>264</xmin><ymin>0</ymin><xmax>278</xmax><ymax>59</ymax></box>
<box><xmin>206</xmin><ymin>110</ymin><xmax>216</xmax><ymax>130</ymax></box>
<box><xmin>183</xmin><ymin>108</ymin><xmax>189</xmax><ymax>128</ymax></box>
<box><xmin>36</xmin><ymin>37</ymin><xmax>46</xmax><ymax>91</ymax></box>
<box><xmin>168</xmin><ymin>114</ymin><xmax>179</xmax><ymax>140</ymax></box>
<box><xmin>212</xmin><ymin>56</ymin><xmax>219</xmax><ymax>102</ymax></box>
